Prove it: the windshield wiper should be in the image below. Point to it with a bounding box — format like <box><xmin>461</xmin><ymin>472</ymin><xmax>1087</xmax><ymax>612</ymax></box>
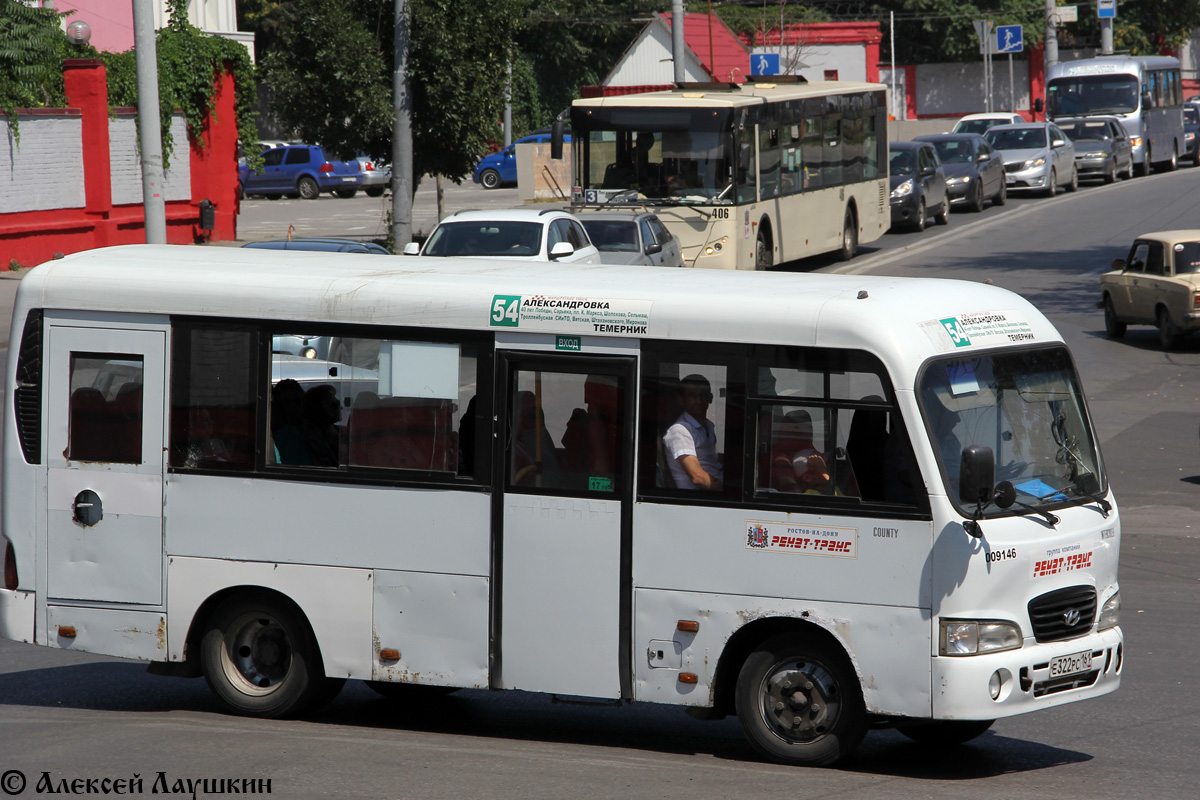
<box><xmin>1062</xmin><ymin>487</ymin><xmax>1112</xmax><ymax>517</ymax></box>
<box><xmin>997</xmin><ymin>481</ymin><xmax>1060</xmax><ymax>526</ymax></box>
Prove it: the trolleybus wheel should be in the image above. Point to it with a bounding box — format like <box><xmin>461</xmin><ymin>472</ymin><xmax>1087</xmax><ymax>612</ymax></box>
<box><xmin>836</xmin><ymin>210</ymin><xmax>857</xmax><ymax>262</ymax></box>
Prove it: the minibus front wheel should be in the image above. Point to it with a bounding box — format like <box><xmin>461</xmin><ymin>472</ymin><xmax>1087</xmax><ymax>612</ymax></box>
<box><xmin>734</xmin><ymin>633</ymin><xmax>867</xmax><ymax>767</ymax></box>
<box><xmin>200</xmin><ymin>591</ymin><xmax>339</xmax><ymax>718</ymax></box>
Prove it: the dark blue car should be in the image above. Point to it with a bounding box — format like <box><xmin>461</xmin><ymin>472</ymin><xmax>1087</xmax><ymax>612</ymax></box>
<box><xmin>242</xmin><ymin>238</ymin><xmax>389</xmax><ymax>254</ymax></box>
<box><xmin>239</xmin><ymin>144</ymin><xmax>365</xmax><ymax>200</ymax></box>
<box><xmin>472</xmin><ymin>131</ymin><xmax>571</xmax><ymax>189</ymax></box>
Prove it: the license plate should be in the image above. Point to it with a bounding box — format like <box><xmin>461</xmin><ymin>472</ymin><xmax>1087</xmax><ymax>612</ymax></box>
<box><xmin>341</xmin><ymin>177</ymin><xmax>356</xmax><ymax>182</ymax></box>
<box><xmin>1049</xmin><ymin>649</ymin><xmax>1092</xmax><ymax>677</ymax></box>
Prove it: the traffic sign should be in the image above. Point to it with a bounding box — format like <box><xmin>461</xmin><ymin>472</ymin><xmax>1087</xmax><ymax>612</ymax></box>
<box><xmin>751</xmin><ymin>53</ymin><xmax>780</xmax><ymax>76</ymax></box>
<box><xmin>996</xmin><ymin>25</ymin><xmax>1023</xmax><ymax>54</ymax></box>
<box><xmin>1098</xmin><ymin>0</ymin><xmax>1115</xmax><ymax>19</ymax></box>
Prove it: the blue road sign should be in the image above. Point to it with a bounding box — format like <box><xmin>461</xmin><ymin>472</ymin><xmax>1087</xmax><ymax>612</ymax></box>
<box><xmin>996</xmin><ymin>25</ymin><xmax>1023</xmax><ymax>54</ymax></box>
<box><xmin>751</xmin><ymin>53</ymin><xmax>780</xmax><ymax>76</ymax></box>
<box><xmin>1098</xmin><ymin>0</ymin><xmax>1116</xmax><ymax>19</ymax></box>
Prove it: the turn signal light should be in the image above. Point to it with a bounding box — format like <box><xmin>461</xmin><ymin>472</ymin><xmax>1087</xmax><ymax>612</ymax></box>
<box><xmin>379</xmin><ymin>648</ymin><xmax>400</xmax><ymax>661</ymax></box>
<box><xmin>3</xmin><ymin>540</ymin><xmax>17</xmax><ymax>590</ymax></box>
<box><xmin>58</xmin><ymin>626</ymin><xmax>77</xmax><ymax>639</ymax></box>
<box><xmin>676</xmin><ymin>620</ymin><xmax>699</xmax><ymax>632</ymax></box>
<box><xmin>678</xmin><ymin>673</ymin><xmax>698</xmax><ymax>684</ymax></box>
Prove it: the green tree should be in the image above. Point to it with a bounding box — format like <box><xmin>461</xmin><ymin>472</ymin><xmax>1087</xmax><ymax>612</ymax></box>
<box><xmin>0</xmin><ymin>0</ymin><xmax>71</xmax><ymax>139</ymax></box>
<box><xmin>1058</xmin><ymin>0</ymin><xmax>1200</xmax><ymax>54</ymax></box>
<box><xmin>262</xmin><ymin>0</ymin><xmax>522</xmax><ymax>182</ymax></box>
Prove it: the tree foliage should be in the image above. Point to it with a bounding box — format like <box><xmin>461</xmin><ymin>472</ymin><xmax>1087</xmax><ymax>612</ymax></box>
<box><xmin>0</xmin><ymin>0</ymin><xmax>71</xmax><ymax>140</ymax></box>
<box><xmin>104</xmin><ymin>0</ymin><xmax>260</xmax><ymax>169</ymax></box>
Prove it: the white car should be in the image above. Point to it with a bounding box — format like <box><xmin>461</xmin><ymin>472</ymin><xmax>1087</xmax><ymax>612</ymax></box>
<box><xmin>950</xmin><ymin>112</ymin><xmax>1025</xmax><ymax>136</ymax></box>
<box><xmin>404</xmin><ymin>208</ymin><xmax>601</xmax><ymax>263</ymax></box>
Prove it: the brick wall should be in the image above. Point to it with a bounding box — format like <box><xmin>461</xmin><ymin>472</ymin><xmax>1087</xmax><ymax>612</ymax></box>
<box><xmin>0</xmin><ymin>114</ymin><xmax>86</xmax><ymax>213</ymax></box>
<box><xmin>108</xmin><ymin>114</ymin><xmax>192</xmax><ymax>206</ymax></box>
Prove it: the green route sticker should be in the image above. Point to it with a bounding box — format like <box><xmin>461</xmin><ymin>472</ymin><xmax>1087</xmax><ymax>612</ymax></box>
<box><xmin>939</xmin><ymin>316</ymin><xmax>972</xmax><ymax>348</ymax></box>
<box><xmin>490</xmin><ymin>295</ymin><xmax>521</xmax><ymax>327</ymax></box>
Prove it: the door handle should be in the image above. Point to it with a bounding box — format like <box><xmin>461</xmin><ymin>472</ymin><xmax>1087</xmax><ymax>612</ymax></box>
<box><xmin>73</xmin><ymin>489</ymin><xmax>103</xmax><ymax>527</ymax></box>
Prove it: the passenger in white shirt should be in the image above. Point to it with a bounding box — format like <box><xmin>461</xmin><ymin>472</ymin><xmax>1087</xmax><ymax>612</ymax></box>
<box><xmin>663</xmin><ymin>374</ymin><xmax>723</xmax><ymax>490</ymax></box>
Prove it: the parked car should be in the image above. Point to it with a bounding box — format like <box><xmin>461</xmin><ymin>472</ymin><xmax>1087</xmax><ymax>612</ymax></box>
<box><xmin>913</xmin><ymin>133</ymin><xmax>1006</xmax><ymax>212</ymax></box>
<box><xmin>576</xmin><ymin>210</ymin><xmax>684</xmax><ymax>266</ymax></box>
<box><xmin>1183</xmin><ymin>103</ymin><xmax>1200</xmax><ymax>166</ymax></box>
<box><xmin>472</xmin><ymin>131</ymin><xmax>572</xmax><ymax>189</ymax></box>
<box><xmin>984</xmin><ymin>122</ymin><xmax>1077</xmax><ymax>196</ymax></box>
<box><xmin>1057</xmin><ymin>116</ymin><xmax>1134</xmax><ymax>183</ymax></box>
<box><xmin>238</xmin><ymin>144</ymin><xmax>364</xmax><ymax>200</ymax></box>
<box><xmin>403</xmin><ymin>208</ymin><xmax>601</xmax><ymax>263</ymax></box>
<box><xmin>950</xmin><ymin>112</ymin><xmax>1024</xmax><ymax>135</ymax></box>
<box><xmin>1099</xmin><ymin>230</ymin><xmax>1200</xmax><ymax>348</ymax></box>
<box><xmin>355</xmin><ymin>154</ymin><xmax>391</xmax><ymax>197</ymax></box>
<box><xmin>242</xmin><ymin>238</ymin><xmax>390</xmax><ymax>254</ymax></box>
<box><xmin>888</xmin><ymin>140</ymin><xmax>948</xmax><ymax>232</ymax></box>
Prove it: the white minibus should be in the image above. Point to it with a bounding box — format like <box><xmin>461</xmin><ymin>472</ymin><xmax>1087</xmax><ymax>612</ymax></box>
<box><xmin>0</xmin><ymin>246</ymin><xmax>1122</xmax><ymax>766</ymax></box>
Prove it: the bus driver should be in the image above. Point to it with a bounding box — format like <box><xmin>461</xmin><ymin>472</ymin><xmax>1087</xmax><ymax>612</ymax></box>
<box><xmin>663</xmin><ymin>374</ymin><xmax>723</xmax><ymax>491</ymax></box>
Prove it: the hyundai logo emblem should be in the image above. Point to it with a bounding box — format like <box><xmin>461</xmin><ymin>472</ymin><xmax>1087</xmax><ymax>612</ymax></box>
<box><xmin>1063</xmin><ymin>608</ymin><xmax>1081</xmax><ymax>627</ymax></box>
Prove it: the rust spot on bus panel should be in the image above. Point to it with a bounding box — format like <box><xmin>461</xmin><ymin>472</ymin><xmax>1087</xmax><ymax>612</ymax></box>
<box><xmin>157</xmin><ymin>616</ymin><xmax>166</xmax><ymax>650</ymax></box>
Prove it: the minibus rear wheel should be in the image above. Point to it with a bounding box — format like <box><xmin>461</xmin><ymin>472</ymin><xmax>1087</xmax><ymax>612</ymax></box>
<box><xmin>200</xmin><ymin>591</ymin><xmax>331</xmax><ymax>718</ymax></box>
<box><xmin>734</xmin><ymin>633</ymin><xmax>867</xmax><ymax>767</ymax></box>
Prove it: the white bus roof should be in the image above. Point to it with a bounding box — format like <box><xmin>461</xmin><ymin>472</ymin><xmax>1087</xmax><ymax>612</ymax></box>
<box><xmin>1047</xmin><ymin>55</ymin><xmax>1180</xmax><ymax>79</ymax></box>
<box><xmin>572</xmin><ymin>80</ymin><xmax>885</xmax><ymax>110</ymax></box>
<box><xmin>17</xmin><ymin>245</ymin><xmax>1063</xmax><ymax>382</ymax></box>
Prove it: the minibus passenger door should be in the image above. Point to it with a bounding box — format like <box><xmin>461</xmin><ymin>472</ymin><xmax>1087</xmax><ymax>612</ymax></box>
<box><xmin>494</xmin><ymin>353</ymin><xmax>635</xmax><ymax>699</ymax></box>
<box><xmin>44</xmin><ymin>324</ymin><xmax>166</xmax><ymax>606</ymax></box>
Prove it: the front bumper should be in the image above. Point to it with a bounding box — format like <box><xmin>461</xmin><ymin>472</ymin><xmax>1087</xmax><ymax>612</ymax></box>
<box><xmin>1005</xmin><ymin>165</ymin><xmax>1052</xmax><ymax>190</ymax></box>
<box><xmin>0</xmin><ymin>587</ymin><xmax>35</xmax><ymax>644</ymax></box>
<box><xmin>931</xmin><ymin>626</ymin><xmax>1122</xmax><ymax>720</ymax></box>
<box><xmin>890</xmin><ymin>194</ymin><xmax>920</xmax><ymax>226</ymax></box>
<box><xmin>1075</xmin><ymin>156</ymin><xmax>1111</xmax><ymax>176</ymax></box>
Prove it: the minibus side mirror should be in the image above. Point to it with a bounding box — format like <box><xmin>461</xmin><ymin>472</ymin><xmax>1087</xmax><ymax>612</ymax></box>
<box><xmin>551</xmin><ymin>115</ymin><xmax>567</xmax><ymax>160</ymax></box>
<box><xmin>959</xmin><ymin>445</ymin><xmax>995</xmax><ymax>505</ymax></box>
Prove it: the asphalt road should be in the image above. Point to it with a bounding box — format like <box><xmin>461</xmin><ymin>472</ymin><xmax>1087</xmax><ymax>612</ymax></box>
<box><xmin>1</xmin><ymin>166</ymin><xmax>1199</xmax><ymax>799</ymax></box>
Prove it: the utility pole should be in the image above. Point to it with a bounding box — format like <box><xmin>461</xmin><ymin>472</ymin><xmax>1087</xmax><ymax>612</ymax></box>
<box><xmin>132</xmin><ymin>0</ymin><xmax>166</xmax><ymax>244</ymax></box>
<box><xmin>672</xmin><ymin>0</ymin><xmax>685</xmax><ymax>84</ymax></box>
<box><xmin>391</xmin><ymin>0</ymin><xmax>413</xmax><ymax>251</ymax></box>
<box><xmin>1044</xmin><ymin>0</ymin><xmax>1058</xmax><ymax>69</ymax></box>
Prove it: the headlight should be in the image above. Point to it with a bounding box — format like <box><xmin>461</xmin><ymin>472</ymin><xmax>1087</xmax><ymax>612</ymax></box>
<box><xmin>1098</xmin><ymin>591</ymin><xmax>1121</xmax><ymax>631</ymax></box>
<box><xmin>1186</xmin><ymin>132</ymin><xmax>1196</xmax><ymax>142</ymax></box>
<box><xmin>1024</xmin><ymin>157</ymin><xmax>1046</xmax><ymax>170</ymax></box>
<box><xmin>946</xmin><ymin>176</ymin><xmax>968</xmax><ymax>185</ymax></box>
<box><xmin>1130</xmin><ymin>136</ymin><xmax>1142</xmax><ymax>148</ymax></box>
<box><xmin>890</xmin><ymin>179</ymin><xmax>913</xmax><ymax>199</ymax></box>
<box><xmin>940</xmin><ymin>619</ymin><xmax>1023</xmax><ymax>656</ymax></box>
<box><xmin>1083</xmin><ymin>151</ymin><xmax>1107</xmax><ymax>160</ymax></box>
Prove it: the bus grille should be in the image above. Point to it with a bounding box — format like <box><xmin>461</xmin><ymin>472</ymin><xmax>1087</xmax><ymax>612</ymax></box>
<box><xmin>1028</xmin><ymin>585</ymin><xmax>1096</xmax><ymax>643</ymax></box>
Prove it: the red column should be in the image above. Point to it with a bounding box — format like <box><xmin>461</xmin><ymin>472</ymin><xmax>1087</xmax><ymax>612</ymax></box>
<box><xmin>1029</xmin><ymin>46</ymin><xmax>1045</xmax><ymax>121</ymax></box>
<box><xmin>188</xmin><ymin>66</ymin><xmax>240</xmax><ymax>241</ymax></box>
<box><xmin>62</xmin><ymin>59</ymin><xmax>113</xmax><ymax>244</ymax></box>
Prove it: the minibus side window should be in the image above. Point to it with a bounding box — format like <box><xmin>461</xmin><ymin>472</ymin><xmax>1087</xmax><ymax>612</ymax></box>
<box><xmin>640</xmin><ymin>342</ymin><xmax>744</xmax><ymax>499</ymax></box>
<box><xmin>68</xmin><ymin>352</ymin><xmax>144</xmax><ymax>463</ymax></box>
<box><xmin>169</xmin><ymin>326</ymin><xmax>257</xmax><ymax>471</ymax></box>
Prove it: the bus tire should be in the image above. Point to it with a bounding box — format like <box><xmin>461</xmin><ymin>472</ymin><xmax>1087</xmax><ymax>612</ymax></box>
<box><xmin>897</xmin><ymin>719</ymin><xmax>994</xmax><ymax>746</ymax></box>
<box><xmin>1139</xmin><ymin>145</ymin><xmax>1152</xmax><ymax>176</ymax></box>
<box><xmin>1165</xmin><ymin>144</ymin><xmax>1178</xmax><ymax>172</ymax></box>
<box><xmin>1103</xmin><ymin>296</ymin><xmax>1126</xmax><ymax>339</ymax></box>
<box><xmin>734</xmin><ymin>633</ymin><xmax>867</xmax><ymax>767</ymax></box>
<box><xmin>836</xmin><ymin>209</ymin><xmax>857</xmax><ymax>262</ymax></box>
<box><xmin>200</xmin><ymin>592</ymin><xmax>327</xmax><ymax>718</ymax></box>
<box><xmin>755</xmin><ymin>229</ymin><xmax>773</xmax><ymax>269</ymax></box>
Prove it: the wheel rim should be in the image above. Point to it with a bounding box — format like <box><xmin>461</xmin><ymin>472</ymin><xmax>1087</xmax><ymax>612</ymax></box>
<box><xmin>482</xmin><ymin>171</ymin><xmax>499</xmax><ymax>188</ymax></box>
<box><xmin>220</xmin><ymin>612</ymin><xmax>293</xmax><ymax>697</ymax></box>
<box><xmin>299</xmin><ymin>179</ymin><xmax>318</xmax><ymax>199</ymax></box>
<box><xmin>1048</xmin><ymin>170</ymin><xmax>1056</xmax><ymax>194</ymax></box>
<box><xmin>757</xmin><ymin>656</ymin><xmax>842</xmax><ymax>745</ymax></box>
<box><xmin>916</xmin><ymin>200</ymin><xmax>924</xmax><ymax>228</ymax></box>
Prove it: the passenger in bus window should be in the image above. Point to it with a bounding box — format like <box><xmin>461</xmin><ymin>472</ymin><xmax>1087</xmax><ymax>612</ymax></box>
<box><xmin>663</xmin><ymin>374</ymin><xmax>723</xmax><ymax>491</ymax></box>
<box><xmin>271</xmin><ymin>379</ymin><xmax>312</xmax><ymax>466</ymax></box>
<box><xmin>301</xmin><ymin>384</ymin><xmax>341</xmax><ymax>467</ymax></box>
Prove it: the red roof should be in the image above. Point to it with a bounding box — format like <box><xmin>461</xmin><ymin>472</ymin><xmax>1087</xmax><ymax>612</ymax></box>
<box><xmin>662</xmin><ymin>12</ymin><xmax>749</xmax><ymax>84</ymax></box>
<box><xmin>743</xmin><ymin>21</ymin><xmax>882</xmax><ymax>48</ymax></box>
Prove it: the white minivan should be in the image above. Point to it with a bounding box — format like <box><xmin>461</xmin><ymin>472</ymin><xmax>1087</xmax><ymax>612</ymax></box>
<box><xmin>404</xmin><ymin>208</ymin><xmax>601</xmax><ymax>264</ymax></box>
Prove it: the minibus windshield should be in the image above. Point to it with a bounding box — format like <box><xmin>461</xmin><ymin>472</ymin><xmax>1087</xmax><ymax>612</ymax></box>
<box><xmin>918</xmin><ymin>346</ymin><xmax>1103</xmax><ymax>515</ymax></box>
